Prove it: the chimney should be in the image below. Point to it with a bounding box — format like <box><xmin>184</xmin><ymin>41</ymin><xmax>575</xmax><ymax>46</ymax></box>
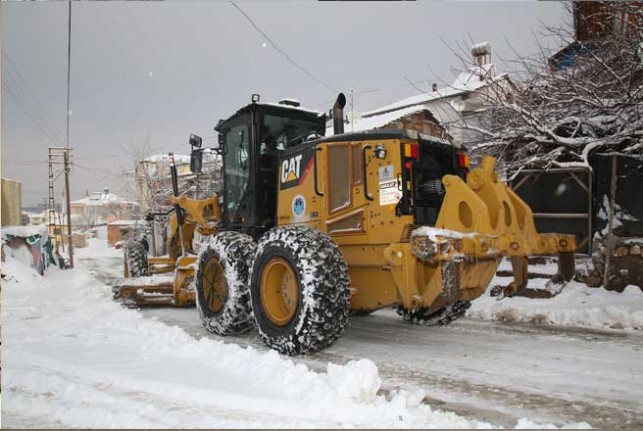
<box><xmin>471</xmin><ymin>41</ymin><xmax>491</xmax><ymax>67</ymax></box>
<box><xmin>432</xmin><ymin>83</ymin><xmax>438</xmax><ymax>92</ymax></box>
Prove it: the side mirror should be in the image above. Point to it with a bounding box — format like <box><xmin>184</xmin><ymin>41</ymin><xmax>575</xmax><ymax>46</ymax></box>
<box><xmin>190</xmin><ymin>150</ymin><xmax>203</xmax><ymax>174</ymax></box>
<box><xmin>189</xmin><ymin>134</ymin><xmax>202</xmax><ymax>148</ymax></box>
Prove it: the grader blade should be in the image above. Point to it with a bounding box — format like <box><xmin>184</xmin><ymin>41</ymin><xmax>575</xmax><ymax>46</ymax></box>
<box><xmin>114</xmin><ymin>274</ymin><xmax>184</xmax><ymax>307</ymax></box>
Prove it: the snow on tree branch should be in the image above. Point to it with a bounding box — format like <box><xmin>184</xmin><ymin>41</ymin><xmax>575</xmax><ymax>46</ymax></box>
<box><xmin>465</xmin><ymin>2</ymin><xmax>643</xmax><ymax>170</ymax></box>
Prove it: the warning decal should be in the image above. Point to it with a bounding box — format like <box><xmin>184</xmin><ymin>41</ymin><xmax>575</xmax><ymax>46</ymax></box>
<box><xmin>379</xmin><ymin>180</ymin><xmax>402</xmax><ymax>206</ymax></box>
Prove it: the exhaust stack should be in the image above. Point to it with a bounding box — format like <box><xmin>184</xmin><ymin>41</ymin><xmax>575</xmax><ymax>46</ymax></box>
<box><xmin>333</xmin><ymin>93</ymin><xmax>346</xmax><ymax>135</ymax></box>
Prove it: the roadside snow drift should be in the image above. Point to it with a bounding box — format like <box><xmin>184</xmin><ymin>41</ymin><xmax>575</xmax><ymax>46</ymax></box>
<box><xmin>1</xmin><ymin>240</ymin><xmax>590</xmax><ymax>429</ymax></box>
<box><xmin>469</xmin><ymin>261</ymin><xmax>643</xmax><ymax>330</ymax></box>
<box><xmin>3</xmin><ymin>255</ymin><xmax>486</xmax><ymax>428</ymax></box>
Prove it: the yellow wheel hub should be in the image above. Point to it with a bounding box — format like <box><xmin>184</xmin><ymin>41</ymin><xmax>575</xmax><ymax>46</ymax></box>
<box><xmin>260</xmin><ymin>257</ymin><xmax>299</xmax><ymax>326</ymax></box>
<box><xmin>201</xmin><ymin>257</ymin><xmax>227</xmax><ymax>313</ymax></box>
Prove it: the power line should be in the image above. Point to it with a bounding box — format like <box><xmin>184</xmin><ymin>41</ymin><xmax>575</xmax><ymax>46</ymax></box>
<box><xmin>2</xmin><ymin>49</ymin><xmax>67</xmax><ymax>143</ymax></box>
<box><xmin>312</xmin><ymin>77</ymin><xmax>441</xmax><ymax>109</ymax></box>
<box><xmin>229</xmin><ymin>1</ymin><xmax>338</xmax><ymax>94</ymax></box>
<box><xmin>2</xmin><ymin>75</ymin><xmax>66</xmax><ymax>147</ymax></box>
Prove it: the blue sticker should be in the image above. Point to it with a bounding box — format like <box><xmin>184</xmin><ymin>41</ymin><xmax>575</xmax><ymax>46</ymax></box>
<box><xmin>292</xmin><ymin>195</ymin><xmax>306</xmax><ymax>217</ymax></box>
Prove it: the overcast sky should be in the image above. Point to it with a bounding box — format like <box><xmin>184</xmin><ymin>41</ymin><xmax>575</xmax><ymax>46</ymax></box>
<box><xmin>2</xmin><ymin>1</ymin><xmax>568</xmax><ymax>207</ymax></box>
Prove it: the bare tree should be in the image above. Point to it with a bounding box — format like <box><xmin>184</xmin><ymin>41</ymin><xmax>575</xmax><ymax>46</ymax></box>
<box><xmin>461</xmin><ymin>2</ymin><xmax>643</xmax><ymax>172</ymax></box>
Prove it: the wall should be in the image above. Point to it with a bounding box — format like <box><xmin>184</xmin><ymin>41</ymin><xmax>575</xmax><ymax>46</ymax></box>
<box><xmin>1</xmin><ymin>178</ymin><xmax>22</xmax><ymax>227</ymax></box>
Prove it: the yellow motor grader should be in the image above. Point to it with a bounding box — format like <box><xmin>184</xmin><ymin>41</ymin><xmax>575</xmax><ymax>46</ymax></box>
<box><xmin>118</xmin><ymin>93</ymin><xmax>576</xmax><ymax>355</ymax></box>
<box><xmin>116</xmin><ymin>147</ymin><xmax>220</xmax><ymax>307</ymax></box>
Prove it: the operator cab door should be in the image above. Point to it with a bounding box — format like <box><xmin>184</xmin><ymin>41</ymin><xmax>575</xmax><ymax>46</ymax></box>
<box><xmin>221</xmin><ymin>113</ymin><xmax>257</xmax><ymax>233</ymax></box>
<box><xmin>324</xmin><ymin>142</ymin><xmax>369</xmax><ymax>244</ymax></box>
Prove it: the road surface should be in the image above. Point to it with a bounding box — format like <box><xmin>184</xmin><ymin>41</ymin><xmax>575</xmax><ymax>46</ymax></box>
<box><xmin>82</xmin><ymin>251</ymin><xmax>643</xmax><ymax>428</ymax></box>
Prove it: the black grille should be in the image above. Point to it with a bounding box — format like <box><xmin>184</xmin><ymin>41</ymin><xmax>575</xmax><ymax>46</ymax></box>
<box><xmin>412</xmin><ymin>144</ymin><xmax>456</xmax><ymax>226</ymax></box>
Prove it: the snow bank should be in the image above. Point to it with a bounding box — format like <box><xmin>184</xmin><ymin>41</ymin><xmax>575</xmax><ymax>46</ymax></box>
<box><xmin>469</xmin><ymin>260</ymin><xmax>643</xmax><ymax>330</ymax></box>
<box><xmin>3</xmin><ymin>249</ymin><xmax>496</xmax><ymax>429</ymax></box>
<box><xmin>2</xmin><ymin>241</ymin><xmax>591</xmax><ymax>428</ymax></box>
<box><xmin>1</xmin><ymin>224</ymin><xmax>48</xmax><ymax>239</ymax></box>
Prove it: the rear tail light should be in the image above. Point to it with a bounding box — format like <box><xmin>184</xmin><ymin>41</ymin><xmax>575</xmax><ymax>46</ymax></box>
<box><xmin>404</xmin><ymin>143</ymin><xmax>419</xmax><ymax>159</ymax></box>
<box><xmin>458</xmin><ymin>153</ymin><xmax>470</xmax><ymax>169</ymax></box>
<box><xmin>411</xmin><ymin>144</ymin><xmax>419</xmax><ymax>159</ymax></box>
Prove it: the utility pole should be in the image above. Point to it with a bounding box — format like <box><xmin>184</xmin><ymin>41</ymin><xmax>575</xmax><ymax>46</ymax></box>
<box><xmin>64</xmin><ymin>150</ymin><xmax>74</xmax><ymax>268</ymax></box>
<box><xmin>64</xmin><ymin>0</ymin><xmax>74</xmax><ymax>268</ymax></box>
<box><xmin>48</xmin><ymin>147</ymin><xmax>73</xmax><ymax>266</ymax></box>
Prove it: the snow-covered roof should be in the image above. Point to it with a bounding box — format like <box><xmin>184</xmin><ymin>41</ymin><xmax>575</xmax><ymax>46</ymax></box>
<box><xmin>362</xmin><ymin>67</ymin><xmax>507</xmax><ymax>118</ymax></box>
<box><xmin>263</xmin><ymin>102</ymin><xmax>324</xmax><ymax>117</ymax></box>
<box><xmin>143</xmin><ymin>154</ymin><xmax>191</xmax><ymax>164</ymax></box>
<box><xmin>71</xmin><ymin>191</ymin><xmax>138</xmax><ymax>207</ymax></box>
<box><xmin>452</xmin><ymin>64</ymin><xmax>499</xmax><ymax>91</ymax></box>
<box><xmin>326</xmin><ymin>105</ymin><xmax>434</xmax><ymax>136</ymax></box>
<box><xmin>108</xmin><ymin>219</ymin><xmax>141</xmax><ymax>226</ymax></box>
<box><xmin>1</xmin><ymin>224</ymin><xmax>48</xmax><ymax>239</ymax></box>
<box><xmin>362</xmin><ymin>87</ymin><xmax>466</xmax><ymax>118</ymax></box>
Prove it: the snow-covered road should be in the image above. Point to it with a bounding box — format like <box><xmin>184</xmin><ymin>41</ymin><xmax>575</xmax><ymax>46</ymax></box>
<box><xmin>134</xmin><ymin>302</ymin><xmax>642</xmax><ymax>428</ymax></box>
<box><xmin>4</xmin><ymin>237</ymin><xmax>641</xmax><ymax>428</ymax></box>
<box><xmin>79</xmin><ymin>239</ymin><xmax>643</xmax><ymax>428</ymax></box>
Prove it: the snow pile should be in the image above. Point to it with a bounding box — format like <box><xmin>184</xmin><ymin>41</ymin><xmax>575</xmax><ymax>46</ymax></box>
<box><xmin>326</xmin><ymin>359</ymin><xmax>381</xmax><ymax>402</ymax></box>
<box><xmin>1</xmin><ymin>224</ymin><xmax>48</xmax><ymax>239</ymax></box>
<box><xmin>469</xmin><ymin>260</ymin><xmax>643</xmax><ymax>330</ymax></box>
<box><xmin>3</xmin><ymin>252</ymin><xmax>496</xmax><ymax>428</ymax></box>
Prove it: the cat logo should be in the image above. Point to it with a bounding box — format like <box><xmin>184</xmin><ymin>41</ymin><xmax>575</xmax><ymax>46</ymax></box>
<box><xmin>281</xmin><ymin>154</ymin><xmax>303</xmax><ymax>183</ymax></box>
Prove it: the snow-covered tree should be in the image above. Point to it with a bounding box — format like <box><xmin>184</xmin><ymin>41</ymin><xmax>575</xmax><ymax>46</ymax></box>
<box><xmin>469</xmin><ymin>2</ymin><xmax>643</xmax><ymax>171</ymax></box>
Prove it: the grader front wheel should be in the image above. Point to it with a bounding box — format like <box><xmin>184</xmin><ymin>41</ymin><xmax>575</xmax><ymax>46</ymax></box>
<box><xmin>200</xmin><ymin>254</ymin><xmax>227</xmax><ymax>314</ymax></box>
<box><xmin>196</xmin><ymin>231</ymin><xmax>256</xmax><ymax>336</ymax></box>
<box><xmin>123</xmin><ymin>236</ymin><xmax>150</xmax><ymax>278</ymax></box>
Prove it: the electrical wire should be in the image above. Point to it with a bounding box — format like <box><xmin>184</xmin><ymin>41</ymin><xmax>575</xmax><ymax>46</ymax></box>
<box><xmin>229</xmin><ymin>1</ymin><xmax>338</xmax><ymax>94</ymax></box>
<box><xmin>2</xmin><ymin>75</ymin><xmax>65</xmax><ymax>147</ymax></box>
<box><xmin>2</xmin><ymin>49</ymin><xmax>67</xmax><ymax>143</ymax></box>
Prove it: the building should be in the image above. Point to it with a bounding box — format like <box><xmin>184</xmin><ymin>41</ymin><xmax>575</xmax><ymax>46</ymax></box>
<box><xmin>328</xmin><ymin>42</ymin><xmax>513</xmax><ymax>149</ymax></box>
<box><xmin>70</xmin><ymin>188</ymin><xmax>140</xmax><ymax>228</ymax></box>
<box><xmin>1</xmin><ymin>178</ymin><xmax>22</xmax><ymax>227</ymax></box>
<box><xmin>549</xmin><ymin>2</ymin><xmax>643</xmax><ymax>71</ymax></box>
<box><xmin>107</xmin><ymin>220</ymin><xmax>141</xmax><ymax>247</ymax></box>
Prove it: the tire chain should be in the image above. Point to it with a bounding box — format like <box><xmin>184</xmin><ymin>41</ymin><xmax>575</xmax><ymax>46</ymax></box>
<box><xmin>398</xmin><ymin>300</ymin><xmax>471</xmax><ymax>326</ymax></box>
<box><xmin>251</xmin><ymin>225</ymin><xmax>351</xmax><ymax>355</ymax></box>
<box><xmin>123</xmin><ymin>235</ymin><xmax>150</xmax><ymax>278</ymax></box>
<box><xmin>196</xmin><ymin>231</ymin><xmax>256</xmax><ymax>336</ymax></box>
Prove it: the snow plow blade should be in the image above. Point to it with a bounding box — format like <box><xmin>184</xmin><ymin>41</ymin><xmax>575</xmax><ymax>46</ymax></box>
<box><xmin>113</xmin><ymin>272</ymin><xmax>196</xmax><ymax>308</ymax></box>
<box><xmin>410</xmin><ymin>156</ymin><xmax>577</xmax><ymax>300</ymax></box>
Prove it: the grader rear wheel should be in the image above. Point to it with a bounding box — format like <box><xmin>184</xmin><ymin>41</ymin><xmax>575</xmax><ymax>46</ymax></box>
<box><xmin>250</xmin><ymin>226</ymin><xmax>351</xmax><ymax>355</ymax></box>
<box><xmin>260</xmin><ymin>257</ymin><xmax>299</xmax><ymax>327</ymax></box>
<box><xmin>196</xmin><ymin>231</ymin><xmax>256</xmax><ymax>336</ymax></box>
